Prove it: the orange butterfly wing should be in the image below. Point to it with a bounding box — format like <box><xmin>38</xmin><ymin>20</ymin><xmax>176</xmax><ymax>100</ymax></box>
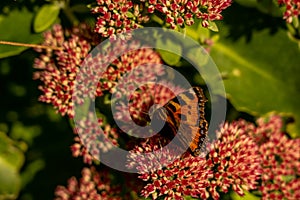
<box><xmin>152</xmin><ymin>87</ymin><xmax>208</xmax><ymax>156</ymax></box>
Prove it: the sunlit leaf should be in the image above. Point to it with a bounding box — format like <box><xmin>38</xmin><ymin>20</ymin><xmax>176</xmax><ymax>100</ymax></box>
<box><xmin>34</xmin><ymin>4</ymin><xmax>60</xmax><ymax>33</ymax></box>
<box><xmin>230</xmin><ymin>190</ymin><xmax>260</xmax><ymax>200</ymax></box>
<box><xmin>207</xmin><ymin>21</ymin><xmax>219</xmax><ymax>32</ymax></box>
<box><xmin>0</xmin><ymin>157</ymin><xmax>20</xmax><ymax>200</ymax></box>
<box><xmin>210</xmin><ymin>23</ymin><xmax>300</xmax><ymax>137</ymax></box>
<box><xmin>0</xmin><ymin>8</ymin><xmax>42</xmax><ymax>58</ymax></box>
<box><xmin>235</xmin><ymin>0</ymin><xmax>258</xmax><ymax>7</ymax></box>
<box><xmin>0</xmin><ymin>132</ymin><xmax>25</xmax><ymax>199</ymax></box>
<box><xmin>157</xmin><ymin>37</ymin><xmax>182</xmax><ymax>65</ymax></box>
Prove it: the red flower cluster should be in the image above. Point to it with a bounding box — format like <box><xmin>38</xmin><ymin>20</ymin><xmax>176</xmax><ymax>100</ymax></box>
<box><xmin>141</xmin><ymin>156</ymin><xmax>213</xmax><ymax>200</ymax></box>
<box><xmin>126</xmin><ymin>134</ymin><xmax>212</xmax><ymax>199</ymax></box>
<box><xmin>278</xmin><ymin>0</ymin><xmax>300</xmax><ymax>23</ymax></box>
<box><xmin>252</xmin><ymin>116</ymin><xmax>300</xmax><ymax>200</ymax></box>
<box><xmin>205</xmin><ymin>122</ymin><xmax>262</xmax><ymax>199</ymax></box>
<box><xmin>92</xmin><ymin>0</ymin><xmax>150</xmax><ymax>37</ymax></box>
<box><xmin>92</xmin><ymin>0</ymin><xmax>232</xmax><ymax>37</ymax></box>
<box><xmin>33</xmin><ymin>24</ymin><xmax>91</xmax><ymax>118</ymax></box>
<box><xmin>34</xmin><ymin>24</ymin><xmax>163</xmax><ymax>118</ymax></box>
<box><xmin>71</xmin><ymin>113</ymin><xmax>119</xmax><ymax>165</ymax></box>
<box><xmin>145</xmin><ymin>0</ymin><xmax>232</xmax><ymax>28</ymax></box>
<box><xmin>127</xmin><ymin>115</ymin><xmax>299</xmax><ymax>200</ymax></box>
<box><xmin>127</xmin><ymin>120</ymin><xmax>262</xmax><ymax>199</ymax></box>
<box><xmin>101</xmin><ymin>47</ymin><xmax>163</xmax><ymax>94</ymax></box>
<box><xmin>55</xmin><ymin>167</ymin><xmax>121</xmax><ymax>200</ymax></box>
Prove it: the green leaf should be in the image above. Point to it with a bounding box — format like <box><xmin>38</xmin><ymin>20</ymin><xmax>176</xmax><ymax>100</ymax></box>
<box><xmin>236</xmin><ymin>0</ymin><xmax>282</xmax><ymax>17</ymax></box>
<box><xmin>197</xmin><ymin>25</ymin><xmax>210</xmax><ymax>43</ymax></box>
<box><xmin>20</xmin><ymin>159</ymin><xmax>45</xmax><ymax>188</ymax></box>
<box><xmin>70</xmin><ymin>4</ymin><xmax>90</xmax><ymax>13</ymax></box>
<box><xmin>10</xmin><ymin>122</ymin><xmax>41</xmax><ymax>146</ymax></box>
<box><xmin>207</xmin><ymin>21</ymin><xmax>219</xmax><ymax>32</ymax></box>
<box><xmin>256</xmin><ymin>0</ymin><xmax>282</xmax><ymax>17</ymax></box>
<box><xmin>235</xmin><ymin>0</ymin><xmax>258</xmax><ymax>8</ymax></box>
<box><xmin>210</xmin><ymin>25</ymin><xmax>300</xmax><ymax>137</ymax></box>
<box><xmin>157</xmin><ymin>37</ymin><xmax>182</xmax><ymax>65</ymax></box>
<box><xmin>185</xmin><ymin>18</ymin><xmax>210</xmax><ymax>42</ymax></box>
<box><xmin>127</xmin><ymin>11</ymin><xmax>135</xmax><ymax>19</ymax></box>
<box><xmin>0</xmin><ymin>157</ymin><xmax>20</xmax><ymax>200</ymax></box>
<box><xmin>281</xmin><ymin>174</ymin><xmax>295</xmax><ymax>182</ymax></box>
<box><xmin>184</xmin><ymin>196</ymin><xmax>198</xmax><ymax>200</ymax></box>
<box><xmin>230</xmin><ymin>190</ymin><xmax>260</xmax><ymax>200</ymax></box>
<box><xmin>0</xmin><ymin>132</ymin><xmax>25</xmax><ymax>171</ymax></box>
<box><xmin>0</xmin><ymin>132</ymin><xmax>25</xmax><ymax>199</ymax></box>
<box><xmin>0</xmin><ymin>8</ymin><xmax>42</xmax><ymax>59</ymax></box>
<box><xmin>33</xmin><ymin>4</ymin><xmax>60</xmax><ymax>33</ymax></box>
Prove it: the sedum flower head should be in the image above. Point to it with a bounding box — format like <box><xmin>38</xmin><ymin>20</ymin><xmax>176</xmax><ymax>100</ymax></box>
<box><xmin>33</xmin><ymin>24</ymin><xmax>92</xmax><ymax>118</ymax></box>
<box><xmin>92</xmin><ymin>0</ymin><xmax>149</xmax><ymax>38</ymax></box>
<box><xmin>92</xmin><ymin>0</ymin><xmax>232</xmax><ymax>37</ymax></box>
<box><xmin>72</xmin><ymin>41</ymin><xmax>163</xmax><ymax>108</ymax></box>
<box><xmin>54</xmin><ymin>167</ymin><xmax>121</xmax><ymax>200</ymax></box>
<box><xmin>101</xmin><ymin>47</ymin><xmax>163</xmax><ymax>93</ymax></box>
<box><xmin>34</xmin><ymin>24</ymin><xmax>163</xmax><ymax>118</ymax></box>
<box><xmin>128</xmin><ymin>120</ymin><xmax>262</xmax><ymax>200</ymax></box>
<box><xmin>278</xmin><ymin>0</ymin><xmax>300</xmax><ymax>23</ymax></box>
<box><xmin>259</xmin><ymin>132</ymin><xmax>300</xmax><ymax>200</ymax></box>
<box><xmin>206</xmin><ymin>121</ymin><xmax>262</xmax><ymax>199</ymax></box>
<box><xmin>71</xmin><ymin>113</ymin><xmax>119</xmax><ymax>165</ymax></box>
<box><xmin>127</xmin><ymin>135</ymin><xmax>213</xmax><ymax>200</ymax></box>
<box><xmin>145</xmin><ymin>0</ymin><xmax>232</xmax><ymax>28</ymax></box>
<box><xmin>250</xmin><ymin>115</ymin><xmax>300</xmax><ymax>200</ymax></box>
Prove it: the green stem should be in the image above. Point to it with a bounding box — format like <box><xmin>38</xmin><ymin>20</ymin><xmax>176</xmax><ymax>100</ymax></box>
<box><xmin>62</xmin><ymin>0</ymin><xmax>79</xmax><ymax>26</ymax></box>
<box><xmin>151</xmin><ymin>14</ymin><xmax>164</xmax><ymax>26</ymax></box>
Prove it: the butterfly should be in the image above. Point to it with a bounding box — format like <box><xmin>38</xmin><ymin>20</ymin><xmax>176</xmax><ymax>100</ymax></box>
<box><xmin>150</xmin><ymin>86</ymin><xmax>208</xmax><ymax>156</ymax></box>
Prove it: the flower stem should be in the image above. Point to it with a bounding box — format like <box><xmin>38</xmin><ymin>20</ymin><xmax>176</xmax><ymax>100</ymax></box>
<box><xmin>0</xmin><ymin>40</ymin><xmax>63</xmax><ymax>51</ymax></box>
<box><xmin>62</xmin><ymin>0</ymin><xmax>79</xmax><ymax>26</ymax></box>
